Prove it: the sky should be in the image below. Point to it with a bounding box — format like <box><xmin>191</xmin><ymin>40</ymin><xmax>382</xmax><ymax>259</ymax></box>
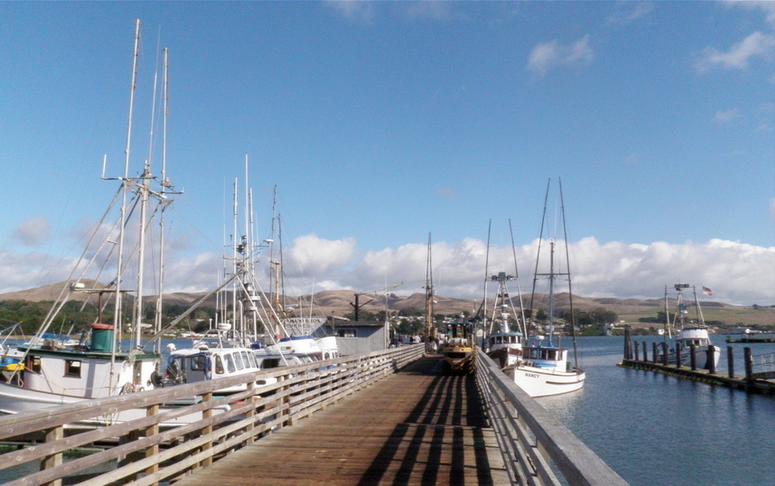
<box><xmin>0</xmin><ymin>1</ymin><xmax>773</xmax><ymax>305</ymax></box>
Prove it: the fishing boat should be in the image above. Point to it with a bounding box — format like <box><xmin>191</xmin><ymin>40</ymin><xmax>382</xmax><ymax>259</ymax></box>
<box><xmin>0</xmin><ymin>20</ymin><xmax>181</xmax><ymax>421</ymax></box>
<box><xmin>442</xmin><ymin>320</ymin><xmax>474</xmax><ymax>373</ymax></box>
<box><xmin>511</xmin><ymin>179</ymin><xmax>585</xmax><ymax>397</ymax></box>
<box><xmin>485</xmin><ymin>272</ymin><xmax>526</xmax><ymax>368</ymax></box>
<box><xmin>657</xmin><ymin>284</ymin><xmax>721</xmax><ymax>369</ymax></box>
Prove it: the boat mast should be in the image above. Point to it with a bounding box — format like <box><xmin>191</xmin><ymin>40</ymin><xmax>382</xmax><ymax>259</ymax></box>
<box><xmin>278</xmin><ymin>213</ymin><xmax>286</xmax><ymax>311</ymax></box>
<box><xmin>249</xmin><ymin>186</ymin><xmax>258</xmax><ymax>340</ymax></box>
<box><xmin>113</xmin><ymin>18</ymin><xmax>141</xmax><ymax>356</ymax></box>
<box><xmin>693</xmin><ymin>285</ymin><xmax>705</xmax><ymax>326</ymax></box>
<box><xmin>154</xmin><ymin>47</ymin><xmax>170</xmax><ymax>355</ymax></box>
<box><xmin>547</xmin><ymin>239</ymin><xmax>556</xmax><ymax>347</ymax></box>
<box><xmin>664</xmin><ymin>285</ymin><xmax>671</xmax><ymax>341</ymax></box>
<box><xmin>508</xmin><ymin>218</ymin><xmax>528</xmax><ymax>338</ymax></box>
<box><xmin>529</xmin><ymin>179</ymin><xmax>551</xmax><ymax>324</ymax></box>
<box><xmin>558</xmin><ymin>178</ymin><xmax>579</xmax><ymax>369</ymax></box>
<box><xmin>482</xmin><ymin>219</ymin><xmax>492</xmax><ymax>342</ymax></box>
<box><xmin>424</xmin><ymin>233</ymin><xmax>434</xmax><ymax>344</ymax></box>
<box><xmin>232</xmin><ymin>177</ymin><xmax>238</xmax><ymax>339</ymax></box>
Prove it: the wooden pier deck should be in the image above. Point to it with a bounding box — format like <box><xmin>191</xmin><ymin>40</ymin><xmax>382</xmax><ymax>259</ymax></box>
<box><xmin>176</xmin><ymin>356</ymin><xmax>509</xmax><ymax>485</ymax></box>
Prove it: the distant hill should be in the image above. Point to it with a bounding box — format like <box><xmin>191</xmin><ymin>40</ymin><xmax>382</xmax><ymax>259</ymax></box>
<box><xmin>1</xmin><ymin>282</ymin><xmax>773</xmax><ymax>327</ymax></box>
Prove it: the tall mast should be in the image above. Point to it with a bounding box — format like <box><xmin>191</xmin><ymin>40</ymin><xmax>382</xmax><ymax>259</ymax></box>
<box><xmin>529</xmin><ymin>179</ymin><xmax>551</xmax><ymax>317</ymax></box>
<box><xmin>424</xmin><ymin>233</ymin><xmax>434</xmax><ymax>342</ymax></box>
<box><xmin>664</xmin><ymin>285</ymin><xmax>670</xmax><ymax>341</ymax></box>
<box><xmin>508</xmin><ymin>218</ymin><xmax>528</xmax><ymax>338</ymax></box>
<box><xmin>113</xmin><ymin>18</ymin><xmax>141</xmax><ymax>354</ymax></box>
<box><xmin>232</xmin><ymin>177</ymin><xmax>238</xmax><ymax>335</ymax></box>
<box><xmin>154</xmin><ymin>47</ymin><xmax>169</xmax><ymax>355</ymax></box>
<box><xmin>693</xmin><ymin>285</ymin><xmax>705</xmax><ymax>326</ymax></box>
<box><xmin>482</xmin><ymin>219</ymin><xmax>492</xmax><ymax>341</ymax></box>
<box><xmin>278</xmin><ymin>213</ymin><xmax>286</xmax><ymax>311</ymax></box>
<box><xmin>558</xmin><ymin>178</ymin><xmax>579</xmax><ymax>369</ymax></box>
<box><xmin>547</xmin><ymin>240</ymin><xmax>556</xmax><ymax>346</ymax></box>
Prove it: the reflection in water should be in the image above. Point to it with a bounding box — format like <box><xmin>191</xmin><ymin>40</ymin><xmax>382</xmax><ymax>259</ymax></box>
<box><xmin>537</xmin><ymin>337</ymin><xmax>775</xmax><ymax>486</ymax></box>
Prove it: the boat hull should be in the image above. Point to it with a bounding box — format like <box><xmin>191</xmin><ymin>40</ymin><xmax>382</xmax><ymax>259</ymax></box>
<box><xmin>512</xmin><ymin>366</ymin><xmax>585</xmax><ymax>397</ymax></box>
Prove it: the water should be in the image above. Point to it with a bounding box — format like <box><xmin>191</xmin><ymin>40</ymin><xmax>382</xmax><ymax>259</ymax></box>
<box><xmin>539</xmin><ymin>336</ymin><xmax>775</xmax><ymax>485</ymax></box>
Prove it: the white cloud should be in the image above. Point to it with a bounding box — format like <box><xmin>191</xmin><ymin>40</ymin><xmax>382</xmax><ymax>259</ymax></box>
<box><xmin>287</xmin><ymin>234</ymin><xmax>356</xmax><ymax>276</ymax></box>
<box><xmin>12</xmin><ymin>217</ymin><xmax>50</xmax><ymax>247</ymax></box>
<box><xmin>2</xmin><ymin>232</ymin><xmax>774</xmax><ymax>306</ymax></box>
<box><xmin>696</xmin><ymin>31</ymin><xmax>775</xmax><ymax>72</ymax></box>
<box><xmin>722</xmin><ymin>0</ymin><xmax>775</xmax><ymax>27</ymax></box>
<box><xmin>323</xmin><ymin>0</ymin><xmax>375</xmax><ymax>23</ymax></box>
<box><xmin>607</xmin><ymin>2</ymin><xmax>655</xmax><ymax>26</ymax></box>
<box><xmin>713</xmin><ymin>108</ymin><xmax>740</xmax><ymax>124</ymax></box>
<box><xmin>527</xmin><ymin>35</ymin><xmax>595</xmax><ymax>77</ymax></box>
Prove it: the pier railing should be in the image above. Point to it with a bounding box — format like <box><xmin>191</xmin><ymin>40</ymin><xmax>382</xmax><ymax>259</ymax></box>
<box><xmin>475</xmin><ymin>348</ymin><xmax>627</xmax><ymax>486</ymax></box>
<box><xmin>0</xmin><ymin>344</ymin><xmax>424</xmax><ymax>486</ymax></box>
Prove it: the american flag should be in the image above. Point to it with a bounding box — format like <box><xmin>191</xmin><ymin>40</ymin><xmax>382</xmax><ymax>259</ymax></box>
<box><xmin>702</xmin><ymin>286</ymin><xmax>713</xmax><ymax>296</ymax></box>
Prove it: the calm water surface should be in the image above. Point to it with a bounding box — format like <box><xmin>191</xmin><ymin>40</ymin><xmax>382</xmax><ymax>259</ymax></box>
<box><xmin>539</xmin><ymin>336</ymin><xmax>775</xmax><ymax>486</ymax></box>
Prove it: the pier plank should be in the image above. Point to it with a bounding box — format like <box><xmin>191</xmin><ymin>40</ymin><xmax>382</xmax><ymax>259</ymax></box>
<box><xmin>176</xmin><ymin>357</ymin><xmax>509</xmax><ymax>486</ymax></box>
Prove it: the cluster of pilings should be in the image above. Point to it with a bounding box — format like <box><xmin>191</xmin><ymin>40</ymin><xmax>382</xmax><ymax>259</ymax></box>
<box><xmin>620</xmin><ymin>325</ymin><xmax>773</xmax><ymax>395</ymax></box>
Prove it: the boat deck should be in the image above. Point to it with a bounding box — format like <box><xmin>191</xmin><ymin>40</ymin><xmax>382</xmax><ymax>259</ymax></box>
<box><xmin>176</xmin><ymin>356</ymin><xmax>509</xmax><ymax>485</ymax></box>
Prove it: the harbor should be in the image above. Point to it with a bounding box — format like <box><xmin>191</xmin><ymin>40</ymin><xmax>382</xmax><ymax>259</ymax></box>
<box><xmin>2</xmin><ymin>3</ymin><xmax>774</xmax><ymax>486</ymax></box>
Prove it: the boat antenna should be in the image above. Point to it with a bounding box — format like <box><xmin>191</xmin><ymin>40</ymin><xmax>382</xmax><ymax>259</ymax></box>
<box><xmin>559</xmin><ymin>178</ymin><xmax>579</xmax><ymax>369</ymax></box>
<box><xmin>508</xmin><ymin>218</ymin><xmax>528</xmax><ymax>338</ymax></box>
<box><xmin>529</xmin><ymin>179</ymin><xmax>550</xmax><ymax>319</ymax></box>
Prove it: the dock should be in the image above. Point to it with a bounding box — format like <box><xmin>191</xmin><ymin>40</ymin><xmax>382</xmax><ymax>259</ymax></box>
<box><xmin>0</xmin><ymin>345</ymin><xmax>627</xmax><ymax>485</ymax></box>
<box><xmin>620</xmin><ymin>326</ymin><xmax>775</xmax><ymax>395</ymax></box>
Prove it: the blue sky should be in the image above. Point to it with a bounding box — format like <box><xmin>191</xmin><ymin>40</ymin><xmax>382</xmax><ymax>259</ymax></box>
<box><xmin>1</xmin><ymin>2</ymin><xmax>773</xmax><ymax>302</ymax></box>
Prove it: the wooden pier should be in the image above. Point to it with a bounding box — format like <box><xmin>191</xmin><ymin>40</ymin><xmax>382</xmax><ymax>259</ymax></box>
<box><xmin>0</xmin><ymin>346</ymin><xmax>626</xmax><ymax>486</ymax></box>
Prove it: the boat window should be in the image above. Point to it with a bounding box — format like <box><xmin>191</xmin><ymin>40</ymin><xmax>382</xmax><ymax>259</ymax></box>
<box><xmin>496</xmin><ymin>337</ymin><xmax>502</xmax><ymax>344</ymax></box>
<box><xmin>214</xmin><ymin>355</ymin><xmax>224</xmax><ymax>375</ymax></box>
<box><xmin>233</xmin><ymin>352</ymin><xmax>244</xmax><ymax>370</ymax></box>
<box><xmin>65</xmin><ymin>360</ymin><xmax>81</xmax><ymax>378</ymax></box>
<box><xmin>224</xmin><ymin>354</ymin><xmax>236</xmax><ymax>373</ymax></box>
<box><xmin>191</xmin><ymin>355</ymin><xmax>206</xmax><ymax>371</ymax></box>
<box><xmin>26</xmin><ymin>355</ymin><xmax>42</xmax><ymax>373</ymax></box>
<box><xmin>241</xmin><ymin>351</ymin><xmax>253</xmax><ymax>368</ymax></box>
<box><xmin>338</xmin><ymin>328</ymin><xmax>356</xmax><ymax>338</ymax></box>
<box><xmin>263</xmin><ymin>358</ymin><xmax>280</xmax><ymax>369</ymax></box>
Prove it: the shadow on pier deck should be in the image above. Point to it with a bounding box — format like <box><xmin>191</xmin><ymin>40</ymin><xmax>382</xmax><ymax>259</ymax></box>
<box><xmin>176</xmin><ymin>356</ymin><xmax>509</xmax><ymax>485</ymax></box>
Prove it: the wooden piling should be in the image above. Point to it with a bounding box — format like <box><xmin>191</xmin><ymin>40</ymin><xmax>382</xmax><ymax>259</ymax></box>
<box><xmin>675</xmin><ymin>342</ymin><xmax>682</xmax><ymax>368</ymax></box>
<box><xmin>744</xmin><ymin>347</ymin><xmax>753</xmax><ymax>382</ymax></box>
<box><xmin>707</xmin><ymin>345</ymin><xmax>716</xmax><ymax>374</ymax></box>
<box><xmin>727</xmin><ymin>346</ymin><xmax>734</xmax><ymax>379</ymax></box>
<box><xmin>634</xmin><ymin>341</ymin><xmax>640</xmax><ymax>361</ymax></box>
<box><xmin>652</xmin><ymin>342</ymin><xmax>658</xmax><ymax>363</ymax></box>
<box><xmin>642</xmin><ymin>341</ymin><xmax>648</xmax><ymax>362</ymax></box>
<box><xmin>690</xmin><ymin>344</ymin><xmax>696</xmax><ymax>371</ymax></box>
<box><xmin>661</xmin><ymin>343</ymin><xmax>668</xmax><ymax>366</ymax></box>
<box><xmin>623</xmin><ymin>325</ymin><xmax>632</xmax><ymax>360</ymax></box>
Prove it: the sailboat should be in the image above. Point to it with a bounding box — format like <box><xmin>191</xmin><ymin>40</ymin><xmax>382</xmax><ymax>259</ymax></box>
<box><xmin>511</xmin><ymin>179</ymin><xmax>585</xmax><ymax>397</ymax></box>
<box><xmin>657</xmin><ymin>284</ymin><xmax>720</xmax><ymax>369</ymax></box>
<box><xmin>0</xmin><ymin>20</ymin><xmax>179</xmax><ymax>419</ymax></box>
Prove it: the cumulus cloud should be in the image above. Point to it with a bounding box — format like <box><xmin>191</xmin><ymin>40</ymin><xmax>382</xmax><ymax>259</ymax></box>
<box><xmin>713</xmin><ymin>108</ymin><xmax>740</xmax><ymax>124</ymax></box>
<box><xmin>12</xmin><ymin>217</ymin><xmax>50</xmax><ymax>247</ymax></box>
<box><xmin>527</xmin><ymin>35</ymin><xmax>594</xmax><ymax>77</ymax></box>
<box><xmin>695</xmin><ymin>31</ymin><xmax>775</xmax><ymax>72</ymax></box>
<box><xmin>607</xmin><ymin>2</ymin><xmax>654</xmax><ymax>26</ymax></box>
<box><xmin>323</xmin><ymin>0</ymin><xmax>375</xmax><ymax>23</ymax></box>
<box><xmin>286</xmin><ymin>234</ymin><xmax>356</xmax><ymax>276</ymax></box>
<box><xmin>2</xmin><ymin>233</ymin><xmax>773</xmax><ymax>306</ymax></box>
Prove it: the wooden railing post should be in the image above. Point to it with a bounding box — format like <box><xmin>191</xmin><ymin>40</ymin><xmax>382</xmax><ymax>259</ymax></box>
<box><xmin>144</xmin><ymin>404</ymin><xmax>160</xmax><ymax>482</ymax></box>
<box><xmin>246</xmin><ymin>381</ymin><xmax>256</xmax><ymax>444</ymax></box>
<box><xmin>40</xmin><ymin>425</ymin><xmax>64</xmax><ymax>486</ymax></box>
<box><xmin>200</xmin><ymin>392</ymin><xmax>213</xmax><ymax>468</ymax></box>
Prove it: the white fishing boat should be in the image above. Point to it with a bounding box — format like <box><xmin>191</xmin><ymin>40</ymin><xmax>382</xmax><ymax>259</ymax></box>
<box><xmin>485</xmin><ymin>271</ymin><xmax>526</xmax><ymax>368</ymax></box>
<box><xmin>657</xmin><ymin>284</ymin><xmax>721</xmax><ymax>369</ymax></box>
<box><xmin>511</xmin><ymin>179</ymin><xmax>585</xmax><ymax>397</ymax></box>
